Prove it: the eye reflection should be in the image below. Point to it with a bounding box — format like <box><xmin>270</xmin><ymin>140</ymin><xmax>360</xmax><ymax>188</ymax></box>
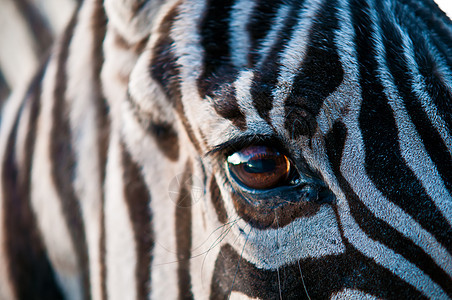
<box><xmin>227</xmin><ymin>146</ymin><xmax>292</xmax><ymax>190</ymax></box>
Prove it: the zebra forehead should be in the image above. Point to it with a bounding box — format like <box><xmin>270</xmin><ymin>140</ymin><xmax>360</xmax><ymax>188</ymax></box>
<box><xmin>144</xmin><ymin>0</ymin><xmax>352</xmax><ymax>146</ymax></box>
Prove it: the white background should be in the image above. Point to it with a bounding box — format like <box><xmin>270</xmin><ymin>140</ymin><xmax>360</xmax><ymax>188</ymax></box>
<box><xmin>434</xmin><ymin>0</ymin><xmax>452</xmax><ymax>18</ymax></box>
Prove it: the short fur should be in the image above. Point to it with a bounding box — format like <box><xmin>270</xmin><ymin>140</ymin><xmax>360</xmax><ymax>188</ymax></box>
<box><xmin>0</xmin><ymin>0</ymin><xmax>451</xmax><ymax>299</ymax></box>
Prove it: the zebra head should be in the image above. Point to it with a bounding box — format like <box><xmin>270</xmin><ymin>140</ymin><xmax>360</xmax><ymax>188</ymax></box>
<box><xmin>104</xmin><ymin>0</ymin><xmax>452</xmax><ymax>298</ymax></box>
<box><xmin>0</xmin><ymin>0</ymin><xmax>449</xmax><ymax>299</ymax></box>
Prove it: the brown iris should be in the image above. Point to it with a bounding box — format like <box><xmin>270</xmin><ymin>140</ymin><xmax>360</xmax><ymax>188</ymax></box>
<box><xmin>227</xmin><ymin>146</ymin><xmax>291</xmax><ymax>190</ymax></box>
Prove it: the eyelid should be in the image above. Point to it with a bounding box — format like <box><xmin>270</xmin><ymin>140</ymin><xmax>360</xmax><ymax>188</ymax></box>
<box><xmin>205</xmin><ymin>134</ymin><xmax>290</xmax><ymax>158</ymax></box>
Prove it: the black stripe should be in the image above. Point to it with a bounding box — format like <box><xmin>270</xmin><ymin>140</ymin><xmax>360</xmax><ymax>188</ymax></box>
<box><xmin>211</xmin><ymin>79</ymin><xmax>247</xmax><ymax>130</ymax></box>
<box><xmin>400</xmin><ymin>0</ymin><xmax>452</xmax><ymax>68</ymax></box>
<box><xmin>414</xmin><ymin>49</ymin><xmax>452</xmax><ymax>148</ymax></box>
<box><xmin>50</xmin><ymin>12</ymin><xmax>91</xmax><ymax>300</ymax></box>
<box><xmin>351</xmin><ymin>0</ymin><xmax>452</xmax><ymax>252</ymax></box>
<box><xmin>284</xmin><ymin>0</ymin><xmax>343</xmax><ymax>139</ymax></box>
<box><xmin>150</xmin><ymin>6</ymin><xmax>181</xmax><ymax>106</ymax></box>
<box><xmin>99</xmin><ymin>198</ymin><xmax>107</xmax><ymax>300</ymax></box>
<box><xmin>12</xmin><ymin>0</ymin><xmax>53</xmax><ymax>56</ymax></box>
<box><xmin>405</xmin><ymin>0</ymin><xmax>452</xmax><ymax>28</ymax></box>
<box><xmin>325</xmin><ymin>122</ymin><xmax>452</xmax><ymax>295</ymax></box>
<box><xmin>250</xmin><ymin>1</ymin><xmax>304</xmax><ymax>123</ymax></box>
<box><xmin>150</xmin><ymin>5</ymin><xmax>203</xmax><ymax>154</ymax></box>
<box><xmin>148</xmin><ymin>7</ymin><xmax>184</xmax><ymax>158</ymax></box>
<box><xmin>193</xmin><ymin>0</ymin><xmax>249</xmax><ymax>129</ymax></box>
<box><xmin>196</xmin><ymin>0</ymin><xmax>248</xmax><ymax>130</ymax></box>
<box><xmin>131</xmin><ymin>0</ymin><xmax>150</xmax><ymax>15</ymax></box>
<box><xmin>247</xmin><ymin>0</ymin><xmax>284</xmax><ymax>66</ymax></box>
<box><xmin>175</xmin><ymin>161</ymin><xmax>194</xmax><ymax>300</ymax></box>
<box><xmin>197</xmin><ymin>0</ymin><xmax>235</xmax><ymax>99</ymax></box>
<box><xmin>150</xmin><ymin>122</ymin><xmax>180</xmax><ymax>161</ymax></box>
<box><xmin>408</xmin><ymin>32</ymin><xmax>452</xmax><ymax>193</ymax></box>
<box><xmin>210</xmin><ymin>243</ymin><xmax>423</xmax><ymax>299</ymax></box>
<box><xmin>210</xmin><ymin>177</ymin><xmax>228</xmax><ymax>224</ymax></box>
<box><xmin>144</xmin><ymin>11</ymin><xmax>182</xmax><ymax>160</ymax></box>
<box><xmin>90</xmin><ymin>1</ymin><xmax>109</xmax><ymax>299</ymax></box>
<box><xmin>113</xmin><ymin>33</ymin><xmax>149</xmax><ymax>56</ymax></box>
<box><xmin>0</xmin><ymin>69</ymin><xmax>10</xmax><ymax>106</ymax></box>
<box><xmin>121</xmin><ymin>143</ymin><xmax>153</xmax><ymax>300</ymax></box>
<box><xmin>176</xmin><ymin>95</ymin><xmax>204</xmax><ymax>154</ymax></box>
<box><xmin>2</xmin><ymin>63</ymin><xmax>64</xmax><ymax>300</ymax></box>
<box><xmin>377</xmin><ymin>1</ymin><xmax>452</xmax><ymax>195</ymax></box>
<box><xmin>391</xmin><ymin>0</ymin><xmax>452</xmax><ymax>137</ymax></box>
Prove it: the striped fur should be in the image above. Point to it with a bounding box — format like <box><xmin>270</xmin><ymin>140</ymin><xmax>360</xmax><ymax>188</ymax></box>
<box><xmin>0</xmin><ymin>0</ymin><xmax>451</xmax><ymax>299</ymax></box>
<box><xmin>0</xmin><ymin>0</ymin><xmax>78</xmax><ymax>106</ymax></box>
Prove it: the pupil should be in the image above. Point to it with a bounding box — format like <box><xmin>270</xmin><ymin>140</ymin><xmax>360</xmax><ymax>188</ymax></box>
<box><xmin>244</xmin><ymin>158</ymin><xmax>276</xmax><ymax>173</ymax></box>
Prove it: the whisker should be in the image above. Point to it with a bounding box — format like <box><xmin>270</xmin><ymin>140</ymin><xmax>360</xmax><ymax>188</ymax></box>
<box><xmin>207</xmin><ymin>217</ymin><xmax>242</xmax><ymax>253</ymax></box>
<box><xmin>153</xmin><ymin>218</ymin><xmax>239</xmax><ymax>267</ymax></box>
<box><xmin>201</xmin><ymin>217</ymin><xmax>240</xmax><ymax>266</ymax></box>
<box><xmin>275</xmin><ymin>211</ymin><xmax>283</xmax><ymax>300</ymax></box>
<box><xmin>277</xmin><ymin>267</ymin><xmax>283</xmax><ymax>300</ymax></box>
<box><xmin>297</xmin><ymin>259</ymin><xmax>311</xmax><ymax>300</ymax></box>
<box><xmin>230</xmin><ymin>221</ymin><xmax>250</xmax><ymax>247</ymax></box>
<box><xmin>227</xmin><ymin>228</ymin><xmax>250</xmax><ymax>299</ymax></box>
<box><xmin>287</xmin><ymin>210</ymin><xmax>311</xmax><ymax>300</ymax></box>
<box><xmin>153</xmin><ymin>217</ymin><xmax>239</xmax><ymax>260</ymax></box>
<box><xmin>192</xmin><ymin>218</ymin><xmax>240</xmax><ymax>252</ymax></box>
<box><xmin>199</xmin><ymin>216</ymin><xmax>242</xmax><ymax>291</ymax></box>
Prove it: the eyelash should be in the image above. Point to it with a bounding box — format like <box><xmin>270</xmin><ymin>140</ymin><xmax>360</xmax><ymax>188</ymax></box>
<box><xmin>207</xmin><ymin>135</ymin><xmax>292</xmax><ymax>159</ymax></box>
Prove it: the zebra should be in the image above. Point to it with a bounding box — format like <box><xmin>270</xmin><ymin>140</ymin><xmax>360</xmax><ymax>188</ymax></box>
<box><xmin>0</xmin><ymin>0</ymin><xmax>451</xmax><ymax>299</ymax></box>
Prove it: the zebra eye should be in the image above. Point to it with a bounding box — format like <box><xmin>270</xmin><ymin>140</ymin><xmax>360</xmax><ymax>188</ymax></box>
<box><xmin>227</xmin><ymin>146</ymin><xmax>293</xmax><ymax>190</ymax></box>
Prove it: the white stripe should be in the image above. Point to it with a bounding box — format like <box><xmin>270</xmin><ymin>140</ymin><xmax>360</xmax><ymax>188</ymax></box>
<box><xmin>120</xmin><ymin>100</ymin><xmax>179</xmax><ymax>299</ymax></box>
<box><xmin>374</xmin><ymin>4</ymin><xmax>452</xmax><ymax>227</ymax></box>
<box><xmin>338</xmin><ymin>184</ymin><xmax>447</xmax><ymax>299</ymax></box>
<box><xmin>33</xmin><ymin>0</ymin><xmax>77</xmax><ymax>35</ymax></box>
<box><xmin>342</xmin><ymin>120</ymin><xmax>452</xmax><ymax>278</ymax></box>
<box><xmin>270</xmin><ymin>0</ymin><xmax>324</xmax><ymax>131</ymax></box>
<box><xmin>401</xmin><ymin>28</ymin><xmax>452</xmax><ymax>159</ymax></box>
<box><xmin>104</xmin><ymin>0</ymin><xmax>169</xmax><ymax>44</ymax></box>
<box><xmin>256</xmin><ymin>4</ymin><xmax>291</xmax><ymax>67</ymax></box>
<box><xmin>66</xmin><ymin>2</ymin><xmax>104</xmax><ymax>299</ymax></box>
<box><xmin>101</xmin><ymin>27</ymin><xmax>139</xmax><ymax>128</ymax></box>
<box><xmin>171</xmin><ymin>0</ymin><xmax>210</xmax><ymax>146</ymax></box>
<box><xmin>0</xmin><ymin>0</ymin><xmax>39</xmax><ymax>89</ymax></box>
<box><xmin>331</xmin><ymin>0</ymin><xmax>451</xmax><ymax>295</ymax></box>
<box><xmin>172</xmin><ymin>0</ymin><xmax>207</xmax><ymax>90</ymax></box>
<box><xmin>31</xmin><ymin>53</ymin><xmax>82</xmax><ymax>300</ymax></box>
<box><xmin>190</xmin><ymin>173</ymin><xmax>231</xmax><ymax>298</ymax></box>
<box><xmin>371</xmin><ymin>0</ymin><xmax>452</xmax><ymax>273</ymax></box>
<box><xmin>226</xmin><ymin>205</ymin><xmax>344</xmax><ymax>270</ymax></box>
<box><xmin>234</xmin><ymin>69</ymin><xmax>272</xmax><ymax>134</ymax></box>
<box><xmin>319</xmin><ymin>0</ymin><xmax>452</xmax><ymax>279</ymax></box>
<box><xmin>316</xmin><ymin>0</ymin><xmax>361</xmax><ymax>136</ymax></box>
<box><xmin>104</xmin><ymin>133</ymin><xmax>138</xmax><ymax>300</ymax></box>
<box><xmin>229</xmin><ymin>292</ymin><xmax>259</xmax><ymax>300</ymax></box>
<box><xmin>330</xmin><ymin>289</ymin><xmax>379</xmax><ymax>300</ymax></box>
<box><xmin>334</xmin><ymin>2</ymin><xmax>448</xmax><ymax>297</ymax></box>
<box><xmin>230</xmin><ymin>0</ymin><xmax>256</xmax><ymax>67</ymax></box>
